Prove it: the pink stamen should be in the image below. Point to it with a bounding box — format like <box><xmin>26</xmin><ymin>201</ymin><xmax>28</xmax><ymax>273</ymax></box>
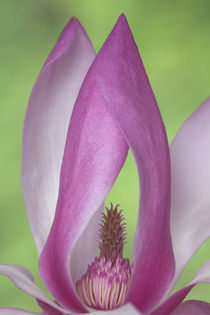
<box><xmin>75</xmin><ymin>204</ymin><xmax>132</xmax><ymax>310</ymax></box>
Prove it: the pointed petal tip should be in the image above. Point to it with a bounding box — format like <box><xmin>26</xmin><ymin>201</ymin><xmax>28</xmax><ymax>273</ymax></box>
<box><xmin>116</xmin><ymin>13</ymin><xmax>131</xmax><ymax>31</ymax></box>
<box><xmin>62</xmin><ymin>17</ymin><xmax>82</xmax><ymax>35</ymax></box>
<box><xmin>57</xmin><ymin>16</ymin><xmax>89</xmax><ymax>46</ymax></box>
<box><xmin>22</xmin><ymin>10</ymin><xmax>95</xmax><ymax>254</ymax></box>
<box><xmin>70</xmin><ymin>16</ymin><xmax>79</xmax><ymax>23</ymax></box>
<box><xmin>118</xmin><ymin>13</ymin><xmax>127</xmax><ymax>22</ymax></box>
<box><xmin>69</xmin><ymin>16</ymin><xmax>83</xmax><ymax>29</ymax></box>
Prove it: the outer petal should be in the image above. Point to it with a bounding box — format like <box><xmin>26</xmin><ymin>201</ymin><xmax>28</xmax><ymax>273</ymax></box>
<box><xmin>0</xmin><ymin>310</ymin><xmax>43</xmax><ymax>314</ymax></box>
<box><xmin>172</xmin><ymin>300</ymin><xmax>210</xmax><ymax>315</ymax></box>
<box><xmin>0</xmin><ymin>264</ymin><xmax>68</xmax><ymax>314</ymax></box>
<box><xmin>94</xmin><ymin>14</ymin><xmax>175</xmax><ymax>312</ymax></box>
<box><xmin>150</xmin><ymin>261</ymin><xmax>210</xmax><ymax>315</ymax></box>
<box><xmin>39</xmin><ymin>18</ymin><xmax>129</xmax><ymax>313</ymax></box>
<box><xmin>169</xmin><ymin>97</ymin><xmax>210</xmax><ymax>285</ymax></box>
<box><xmin>22</xmin><ymin>18</ymin><xmax>95</xmax><ymax>254</ymax></box>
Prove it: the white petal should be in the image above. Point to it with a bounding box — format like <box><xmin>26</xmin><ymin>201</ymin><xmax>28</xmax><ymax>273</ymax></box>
<box><xmin>22</xmin><ymin>18</ymin><xmax>95</xmax><ymax>254</ymax></box>
<box><xmin>90</xmin><ymin>303</ymin><xmax>142</xmax><ymax>314</ymax></box>
<box><xmin>0</xmin><ymin>264</ymin><xmax>68</xmax><ymax>313</ymax></box>
<box><xmin>0</xmin><ymin>309</ymin><xmax>42</xmax><ymax>315</ymax></box>
<box><xmin>151</xmin><ymin>261</ymin><xmax>210</xmax><ymax>314</ymax></box>
<box><xmin>170</xmin><ymin>98</ymin><xmax>210</xmax><ymax>282</ymax></box>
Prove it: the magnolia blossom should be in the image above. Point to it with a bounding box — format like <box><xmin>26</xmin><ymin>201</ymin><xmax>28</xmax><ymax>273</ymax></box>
<box><xmin>1</xmin><ymin>14</ymin><xmax>210</xmax><ymax>315</ymax></box>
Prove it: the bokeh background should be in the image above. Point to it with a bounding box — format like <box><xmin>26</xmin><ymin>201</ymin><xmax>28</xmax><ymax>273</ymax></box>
<box><xmin>0</xmin><ymin>0</ymin><xmax>209</xmax><ymax>312</ymax></box>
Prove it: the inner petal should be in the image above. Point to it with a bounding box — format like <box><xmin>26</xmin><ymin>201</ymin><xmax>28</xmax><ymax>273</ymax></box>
<box><xmin>75</xmin><ymin>204</ymin><xmax>132</xmax><ymax>310</ymax></box>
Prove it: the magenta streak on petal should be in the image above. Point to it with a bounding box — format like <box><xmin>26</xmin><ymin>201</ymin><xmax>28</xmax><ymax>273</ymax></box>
<box><xmin>39</xmin><ymin>50</ymin><xmax>129</xmax><ymax>311</ymax></box>
<box><xmin>22</xmin><ymin>18</ymin><xmax>96</xmax><ymax>255</ymax></box>
<box><xmin>37</xmin><ymin>300</ymin><xmax>63</xmax><ymax>314</ymax></box>
<box><xmin>94</xmin><ymin>14</ymin><xmax>175</xmax><ymax>312</ymax></box>
<box><xmin>150</xmin><ymin>260</ymin><xmax>210</xmax><ymax>315</ymax></box>
<box><xmin>172</xmin><ymin>300</ymin><xmax>210</xmax><ymax>315</ymax></box>
<box><xmin>0</xmin><ymin>264</ymin><xmax>68</xmax><ymax>314</ymax></box>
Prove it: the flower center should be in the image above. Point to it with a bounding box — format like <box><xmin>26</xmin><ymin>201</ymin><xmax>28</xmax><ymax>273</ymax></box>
<box><xmin>75</xmin><ymin>204</ymin><xmax>132</xmax><ymax>310</ymax></box>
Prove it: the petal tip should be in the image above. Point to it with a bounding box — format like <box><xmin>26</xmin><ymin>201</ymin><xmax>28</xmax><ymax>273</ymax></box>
<box><xmin>116</xmin><ymin>13</ymin><xmax>131</xmax><ymax>31</ymax></box>
<box><xmin>118</xmin><ymin>13</ymin><xmax>127</xmax><ymax>21</ymax></box>
<box><xmin>63</xmin><ymin>17</ymin><xmax>82</xmax><ymax>34</ymax></box>
<box><xmin>69</xmin><ymin>16</ymin><xmax>83</xmax><ymax>29</ymax></box>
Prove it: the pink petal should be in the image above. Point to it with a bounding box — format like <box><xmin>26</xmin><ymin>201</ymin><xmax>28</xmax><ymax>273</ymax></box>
<box><xmin>0</xmin><ymin>309</ymin><xmax>42</xmax><ymax>315</ymax></box>
<box><xmin>150</xmin><ymin>260</ymin><xmax>210</xmax><ymax>315</ymax></box>
<box><xmin>172</xmin><ymin>300</ymin><xmax>210</xmax><ymax>315</ymax></box>
<box><xmin>94</xmin><ymin>14</ymin><xmax>175</xmax><ymax>312</ymax></box>
<box><xmin>22</xmin><ymin>17</ymin><xmax>95</xmax><ymax>254</ymax></box>
<box><xmin>39</xmin><ymin>17</ymin><xmax>129</xmax><ymax>313</ymax></box>
<box><xmin>37</xmin><ymin>300</ymin><xmax>63</xmax><ymax>314</ymax></box>
<box><xmin>0</xmin><ymin>264</ymin><xmax>67</xmax><ymax>314</ymax></box>
<box><xmin>169</xmin><ymin>97</ymin><xmax>210</xmax><ymax>286</ymax></box>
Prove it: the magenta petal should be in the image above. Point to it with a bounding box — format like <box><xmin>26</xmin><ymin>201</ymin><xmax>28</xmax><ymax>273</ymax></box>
<box><xmin>0</xmin><ymin>309</ymin><xmax>42</xmax><ymax>314</ymax></box>
<box><xmin>0</xmin><ymin>264</ymin><xmax>67</xmax><ymax>314</ymax></box>
<box><xmin>22</xmin><ymin>18</ymin><xmax>95</xmax><ymax>254</ymax></box>
<box><xmin>150</xmin><ymin>260</ymin><xmax>210</xmax><ymax>315</ymax></box>
<box><xmin>94</xmin><ymin>14</ymin><xmax>175</xmax><ymax>312</ymax></box>
<box><xmin>169</xmin><ymin>98</ymin><xmax>210</xmax><ymax>285</ymax></box>
<box><xmin>172</xmin><ymin>300</ymin><xmax>210</xmax><ymax>315</ymax></box>
<box><xmin>39</xmin><ymin>20</ymin><xmax>129</xmax><ymax>313</ymax></box>
<box><xmin>37</xmin><ymin>300</ymin><xmax>63</xmax><ymax>315</ymax></box>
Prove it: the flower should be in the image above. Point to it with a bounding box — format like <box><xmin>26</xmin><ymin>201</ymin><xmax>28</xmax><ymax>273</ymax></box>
<box><xmin>0</xmin><ymin>14</ymin><xmax>210</xmax><ymax>315</ymax></box>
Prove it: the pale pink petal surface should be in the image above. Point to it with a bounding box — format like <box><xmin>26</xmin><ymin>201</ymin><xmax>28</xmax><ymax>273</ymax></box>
<box><xmin>94</xmin><ymin>14</ymin><xmax>175</xmax><ymax>312</ymax></box>
<box><xmin>0</xmin><ymin>264</ymin><xmax>68</xmax><ymax>313</ymax></box>
<box><xmin>91</xmin><ymin>303</ymin><xmax>142</xmax><ymax>314</ymax></box>
<box><xmin>170</xmin><ymin>97</ymin><xmax>210</xmax><ymax>285</ymax></box>
<box><xmin>0</xmin><ymin>309</ymin><xmax>43</xmax><ymax>315</ymax></box>
<box><xmin>172</xmin><ymin>300</ymin><xmax>210</xmax><ymax>315</ymax></box>
<box><xmin>150</xmin><ymin>260</ymin><xmax>210</xmax><ymax>314</ymax></box>
<box><xmin>22</xmin><ymin>18</ymin><xmax>95</xmax><ymax>255</ymax></box>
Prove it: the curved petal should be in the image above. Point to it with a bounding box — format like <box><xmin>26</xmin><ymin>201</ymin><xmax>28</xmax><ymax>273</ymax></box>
<box><xmin>0</xmin><ymin>309</ymin><xmax>42</xmax><ymax>315</ymax></box>
<box><xmin>150</xmin><ymin>260</ymin><xmax>210</xmax><ymax>315</ymax></box>
<box><xmin>0</xmin><ymin>264</ymin><xmax>68</xmax><ymax>314</ymax></box>
<box><xmin>91</xmin><ymin>303</ymin><xmax>142</xmax><ymax>314</ymax></box>
<box><xmin>172</xmin><ymin>300</ymin><xmax>210</xmax><ymax>315</ymax></box>
<box><xmin>22</xmin><ymin>17</ymin><xmax>95</xmax><ymax>254</ymax></box>
<box><xmin>94</xmin><ymin>14</ymin><xmax>175</xmax><ymax>312</ymax></box>
<box><xmin>37</xmin><ymin>300</ymin><xmax>63</xmax><ymax>315</ymax></box>
<box><xmin>170</xmin><ymin>97</ymin><xmax>210</xmax><ymax>285</ymax></box>
<box><xmin>39</xmin><ymin>18</ymin><xmax>129</xmax><ymax>313</ymax></box>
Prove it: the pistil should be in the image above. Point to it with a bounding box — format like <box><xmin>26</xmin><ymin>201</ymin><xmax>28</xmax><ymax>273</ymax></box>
<box><xmin>75</xmin><ymin>204</ymin><xmax>132</xmax><ymax>310</ymax></box>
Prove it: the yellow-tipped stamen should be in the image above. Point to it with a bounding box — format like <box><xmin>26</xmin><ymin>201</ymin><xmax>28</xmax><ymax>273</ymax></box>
<box><xmin>75</xmin><ymin>204</ymin><xmax>132</xmax><ymax>310</ymax></box>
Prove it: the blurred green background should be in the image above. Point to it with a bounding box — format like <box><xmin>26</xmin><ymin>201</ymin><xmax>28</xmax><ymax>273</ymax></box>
<box><xmin>0</xmin><ymin>0</ymin><xmax>209</xmax><ymax>312</ymax></box>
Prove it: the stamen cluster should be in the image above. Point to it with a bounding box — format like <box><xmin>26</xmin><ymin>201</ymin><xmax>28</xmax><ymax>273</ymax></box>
<box><xmin>75</xmin><ymin>204</ymin><xmax>132</xmax><ymax>310</ymax></box>
<box><xmin>75</xmin><ymin>255</ymin><xmax>131</xmax><ymax>310</ymax></box>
